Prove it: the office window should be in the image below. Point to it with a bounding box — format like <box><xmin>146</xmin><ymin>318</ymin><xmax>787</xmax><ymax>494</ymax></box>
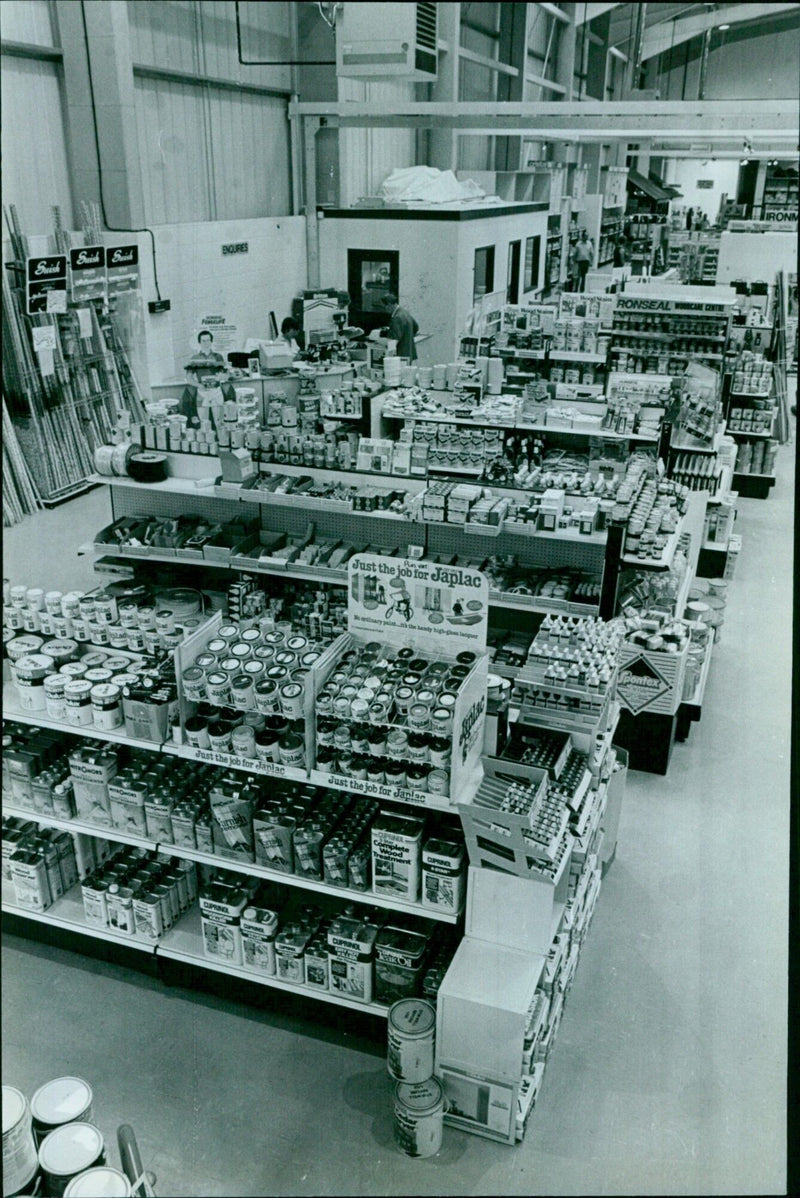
<box><xmin>473</xmin><ymin>245</ymin><xmax>495</xmax><ymax>302</ymax></box>
<box><xmin>524</xmin><ymin>235</ymin><xmax>541</xmax><ymax>292</ymax></box>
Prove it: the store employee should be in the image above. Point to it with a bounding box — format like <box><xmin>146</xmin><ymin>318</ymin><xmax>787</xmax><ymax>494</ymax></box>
<box><xmin>280</xmin><ymin>317</ymin><xmax>305</xmax><ymax>358</ymax></box>
<box><xmin>379</xmin><ymin>294</ymin><xmax>419</xmax><ymax>362</ymax></box>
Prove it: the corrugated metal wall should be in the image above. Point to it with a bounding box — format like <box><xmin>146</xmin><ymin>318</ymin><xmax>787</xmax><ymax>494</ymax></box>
<box><xmin>0</xmin><ymin>0</ymin><xmax>56</xmax><ymax>45</ymax></box>
<box><xmin>337</xmin><ymin>77</ymin><xmax>417</xmax><ymax>205</ymax></box>
<box><xmin>0</xmin><ymin>1</ymin><xmax>74</xmax><ymax>232</ymax></box>
<box><xmin>128</xmin><ymin>0</ymin><xmax>292</xmax><ymax>223</ymax></box>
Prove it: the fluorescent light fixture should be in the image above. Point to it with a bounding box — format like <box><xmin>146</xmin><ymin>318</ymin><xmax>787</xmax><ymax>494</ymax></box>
<box><xmin>718</xmin><ymin>23</ymin><xmax>730</xmax><ymax>30</ymax></box>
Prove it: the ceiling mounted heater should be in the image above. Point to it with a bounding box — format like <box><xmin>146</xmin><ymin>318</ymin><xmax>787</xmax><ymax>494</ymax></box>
<box><xmin>336</xmin><ymin>2</ymin><xmax>438</xmax><ymax>81</ymax></box>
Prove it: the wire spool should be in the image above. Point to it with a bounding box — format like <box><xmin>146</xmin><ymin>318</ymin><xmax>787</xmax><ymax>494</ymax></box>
<box><xmin>126</xmin><ymin>452</ymin><xmax>168</xmax><ymax>484</ymax></box>
<box><xmin>157</xmin><ymin>587</ymin><xmax>203</xmax><ymax>618</ymax></box>
<box><xmin>93</xmin><ymin>445</ymin><xmax>116</xmax><ymax>476</ymax></box>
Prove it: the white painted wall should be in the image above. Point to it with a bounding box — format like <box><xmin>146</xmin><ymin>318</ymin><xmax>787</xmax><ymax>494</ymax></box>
<box><xmin>716</xmin><ymin>231</ymin><xmax>798</xmax><ymax>286</ymax></box>
<box><xmin>664</xmin><ymin>159</ymin><xmax>741</xmax><ymax>223</ymax></box>
<box><xmin>318</xmin><ymin>205</ymin><xmax>549</xmax><ymax>364</ymax></box>
<box><xmin>134</xmin><ymin>215</ymin><xmax>307</xmax><ymax>390</ymax></box>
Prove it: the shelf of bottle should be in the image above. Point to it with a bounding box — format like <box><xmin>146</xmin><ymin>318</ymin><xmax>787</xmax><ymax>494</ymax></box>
<box><xmin>2</xmin><ymin>805</ymin><xmax>462</xmax><ymax>924</ymax></box>
<box><xmin>2</xmin><ymin>802</ymin><xmax>159</xmax><ymax>850</ymax></box>
<box><xmin>155</xmin><ymin>843</ymin><xmax>462</xmax><ymax>923</ymax></box>
<box><xmin>157</xmin><ymin>907</ymin><xmax>391</xmax><ymax>1017</ymax></box>
<box><xmin>1</xmin><ymin>880</ymin><xmax>158</xmax><ymax>954</ymax></box>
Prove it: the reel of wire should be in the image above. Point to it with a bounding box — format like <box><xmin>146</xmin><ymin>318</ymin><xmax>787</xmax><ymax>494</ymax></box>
<box><xmin>126</xmin><ymin>451</ymin><xmax>168</xmax><ymax>483</ymax></box>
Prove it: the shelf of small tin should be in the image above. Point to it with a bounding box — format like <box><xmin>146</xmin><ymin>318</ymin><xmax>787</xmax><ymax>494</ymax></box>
<box><xmin>2</xmin><ymin>683</ymin><xmax>162</xmax><ymax>753</ymax></box>
<box><xmin>619</xmin><ymin>519</ymin><xmax>685</xmax><ymax>571</ymax></box>
<box><xmin>1</xmin><ymin>802</ymin><xmax>159</xmax><ymax>851</ymax></box>
<box><xmin>155</xmin><ymin>906</ymin><xmax>391</xmax><ymax>1018</ymax></box>
<box><xmin>681</xmin><ymin>635</ymin><xmax>714</xmax><ymax>715</ymax></box>
<box><xmin>155</xmin><ymin>843</ymin><xmax>462</xmax><ymax>924</ymax></box>
<box><xmin>1</xmin><ymin>880</ymin><xmax>158</xmax><ymax>954</ymax></box>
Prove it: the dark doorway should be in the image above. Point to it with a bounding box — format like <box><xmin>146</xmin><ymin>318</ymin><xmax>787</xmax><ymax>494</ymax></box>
<box><xmin>507</xmin><ymin>240</ymin><xmax>521</xmax><ymax>304</ymax></box>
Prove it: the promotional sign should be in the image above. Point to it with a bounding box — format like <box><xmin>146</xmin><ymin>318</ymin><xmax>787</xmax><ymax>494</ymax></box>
<box><xmin>616</xmin><ymin>295</ymin><xmax>729</xmax><ymax>315</ymax></box>
<box><xmin>70</xmin><ymin>246</ymin><xmax>106</xmax><ymax>301</ymax></box>
<box><xmin>26</xmin><ymin>255</ymin><xmax>67</xmax><ymax>314</ymax></box>
<box><xmin>616</xmin><ymin>654</ymin><xmax>672</xmax><ymax>714</ymax></box>
<box><xmin>105</xmin><ymin>245</ymin><xmax>139</xmax><ymax>296</ymax></box>
<box><xmin>348</xmin><ymin>554</ymin><xmax>488</xmax><ymax>655</ymax></box>
<box><xmin>197</xmin><ymin>314</ymin><xmax>238</xmax><ymax>353</ymax></box>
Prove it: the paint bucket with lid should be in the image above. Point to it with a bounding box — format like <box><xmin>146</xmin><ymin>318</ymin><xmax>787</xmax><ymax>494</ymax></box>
<box><xmin>387</xmin><ymin>998</ymin><xmax>436</xmax><ymax>1083</ymax></box>
<box><xmin>63</xmin><ymin>1167</ymin><xmax>131</xmax><ymax>1197</ymax></box>
<box><xmin>393</xmin><ymin>1077</ymin><xmax>445</xmax><ymax>1157</ymax></box>
<box><xmin>30</xmin><ymin>1080</ymin><xmax>93</xmax><ymax>1149</ymax></box>
<box><xmin>38</xmin><ymin>1123</ymin><xmax>105</xmax><ymax>1197</ymax></box>
<box><xmin>3</xmin><ymin>1086</ymin><xmax>39</xmax><ymax>1197</ymax></box>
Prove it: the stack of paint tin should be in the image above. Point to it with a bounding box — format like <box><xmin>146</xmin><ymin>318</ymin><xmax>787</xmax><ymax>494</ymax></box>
<box><xmin>387</xmin><ymin>998</ymin><xmax>445</xmax><ymax>1158</ymax></box>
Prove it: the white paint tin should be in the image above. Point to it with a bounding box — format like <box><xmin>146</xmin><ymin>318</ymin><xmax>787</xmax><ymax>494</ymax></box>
<box><xmin>3</xmin><ymin>1086</ymin><xmax>39</xmax><ymax>1197</ymax></box>
<box><xmin>38</xmin><ymin>1122</ymin><xmax>105</xmax><ymax>1198</ymax></box>
<box><xmin>30</xmin><ymin>1079</ymin><xmax>93</xmax><ymax>1148</ymax></box>
<box><xmin>64</xmin><ymin>1166</ymin><xmax>132</xmax><ymax>1196</ymax></box>
<box><xmin>393</xmin><ymin>1077</ymin><xmax>445</xmax><ymax>1157</ymax></box>
<box><xmin>387</xmin><ymin>999</ymin><xmax>436</xmax><ymax>1083</ymax></box>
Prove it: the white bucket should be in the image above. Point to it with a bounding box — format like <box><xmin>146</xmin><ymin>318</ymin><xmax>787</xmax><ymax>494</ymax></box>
<box><xmin>38</xmin><ymin>1123</ymin><xmax>105</xmax><ymax>1198</ymax></box>
<box><xmin>2</xmin><ymin>1087</ymin><xmax>38</xmax><ymax>1198</ymax></box>
<box><xmin>387</xmin><ymin>999</ymin><xmax>435</xmax><ymax>1083</ymax></box>
<box><xmin>30</xmin><ymin>1079</ymin><xmax>93</xmax><ymax>1148</ymax></box>
<box><xmin>400</xmin><ymin>364</ymin><xmax>417</xmax><ymax>387</ymax></box>
<box><xmin>383</xmin><ymin>356</ymin><xmax>401</xmax><ymax>386</ymax></box>
<box><xmin>393</xmin><ymin>1077</ymin><xmax>445</xmax><ymax>1157</ymax></box>
<box><xmin>63</xmin><ymin>1167</ymin><xmax>132</xmax><ymax>1197</ymax></box>
<box><xmin>417</xmin><ymin>366</ymin><xmax>433</xmax><ymax>389</ymax></box>
<box><xmin>432</xmin><ymin>365</ymin><xmax>447</xmax><ymax>389</ymax></box>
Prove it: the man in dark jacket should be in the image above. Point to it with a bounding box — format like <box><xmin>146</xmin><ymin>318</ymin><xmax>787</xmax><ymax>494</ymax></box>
<box><xmin>380</xmin><ymin>294</ymin><xmax>419</xmax><ymax>362</ymax></box>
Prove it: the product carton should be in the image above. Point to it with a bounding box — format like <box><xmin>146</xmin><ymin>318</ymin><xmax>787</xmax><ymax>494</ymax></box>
<box><xmin>69</xmin><ymin>747</ymin><xmax>118</xmax><ymax>827</ymax></box>
<box><xmin>241</xmin><ymin>904</ymin><xmax>280</xmax><ymax>975</ymax></box>
<box><xmin>199</xmin><ymin>882</ymin><xmax>248</xmax><ymax>965</ymax></box>
<box><xmin>327</xmin><ymin>915</ymin><xmax>379</xmax><ymax>1004</ymax></box>
<box><xmin>371</xmin><ymin>812</ymin><xmax>425</xmax><ymax>902</ymax></box>
<box><xmin>422</xmin><ymin>837</ymin><xmax>465</xmax><ymax>915</ymax></box>
<box><xmin>108</xmin><ymin>778</ymin><xmax>148</xmax><ymax>836</ymax></box>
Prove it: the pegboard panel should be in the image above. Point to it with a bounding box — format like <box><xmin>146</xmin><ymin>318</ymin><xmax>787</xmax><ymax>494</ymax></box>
<box><xmin>427</xmin><ymin>524</ymin><xmax>606</xmax><ymax>572</ymax></box>
<box><xmin>258</xmin><ymin>504</ymin><xmax>420</xmax><ymax>552</ymax></box>
<box><xmin>108</xmin><ymin>486</ymin><xmax>261</xmax><ymax>526</ymax></box>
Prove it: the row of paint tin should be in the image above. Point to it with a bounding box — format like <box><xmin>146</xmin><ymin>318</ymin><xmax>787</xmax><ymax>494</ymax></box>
<box><xmin>388</xmin><ymin>997</ymin><xmax>448</xmax><ymax>1159</ymax></box>
<box><xmin>2</xmin><ymin>1078</ymin><xmax>134</xmax><ymax>1197</ymax></box>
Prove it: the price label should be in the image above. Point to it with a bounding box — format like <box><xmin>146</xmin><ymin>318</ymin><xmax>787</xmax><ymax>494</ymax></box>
<box><xmin>32</xmin><ymin>325</ymin><xmax>57</xmax><ymax>352</ymax></box>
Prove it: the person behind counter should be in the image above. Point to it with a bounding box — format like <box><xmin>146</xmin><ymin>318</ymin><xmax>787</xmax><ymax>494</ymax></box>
<box><xmin>280</xmin><ymin>317</ymin><xmax>305</xmax><ymax>358</ymax></box>
<box><xmin>378</xmin><ymin>293</ymin><xmax>419</xmax><ymax>362</ymax></box>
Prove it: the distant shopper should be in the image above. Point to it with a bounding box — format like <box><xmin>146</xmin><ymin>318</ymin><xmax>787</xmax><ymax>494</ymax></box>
<box><xmin>685</xmin><ymin>207</ymin><xmax>694</xmax><ymax>231</ymax></box>
<box><xmin>379</xmin><ymin>294</ymin><xmax>419</xmax><ymax>362</ymax></box>
<box><xmin>573</xmin><ymin>231</ymin><xmax>594</xmax><ymax>292</ymax></box>
<box><xmin>280</xmin><ymin>316</ymin><xmax>304</xmax><ymax>357</ymax></box>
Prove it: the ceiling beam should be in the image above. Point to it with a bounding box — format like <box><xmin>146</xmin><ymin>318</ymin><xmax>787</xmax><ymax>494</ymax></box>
<box><xmin>640</xmin><ymin>3</ymin><xmax>799</xmax><ymax>61</ymax></box>
<box><xmin>291</xmin><ymin>98</ymin><xmax>799</xmax><ymax>138</ymax></box>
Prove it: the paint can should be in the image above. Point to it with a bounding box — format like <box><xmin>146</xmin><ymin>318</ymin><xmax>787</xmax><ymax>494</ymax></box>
<box><xmin>387</xmin><ymin>999</ymin><xmax>436</xmax><ymax>1083</ymax></box>
<box><xmin>38</xmin><ymin>1123</ymin><xmax>105</xmax><ymax>1198</ymax></box>
<box><xmin>63</xmin><ymin>1167</ymin><xmax>131</xmax><ymax>1197</ymax></box>
<box><xmin>393</xmin><ymin>1077</ymin><xmax>445</xmax><ymax>1158</ymax></box>
<box><xmin>3</xmin><ymin>1086</ymin><xmax>39</xmax><ymax>1197</ymax></box>
<box><xmin>30</xmin><ymin>1080</ymin><xmax>93</xmax><ymax>1148</ymax></box>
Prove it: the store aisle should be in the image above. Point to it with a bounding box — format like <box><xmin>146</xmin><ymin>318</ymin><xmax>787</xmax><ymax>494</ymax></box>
<box><xmin>2</xmin><ymin>446</ymin><xmax>791</xmax><ymax>1197</ymax></box>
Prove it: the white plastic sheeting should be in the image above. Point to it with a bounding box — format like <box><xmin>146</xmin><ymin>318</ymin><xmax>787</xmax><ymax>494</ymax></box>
<box><xmin>379</xmin><ymin>166</ymin><xmax>500</xmax><ymax>205</ymax></box>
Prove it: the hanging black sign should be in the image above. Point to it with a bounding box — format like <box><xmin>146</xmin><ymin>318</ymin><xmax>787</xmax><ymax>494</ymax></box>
<box><xmin>26</xmin><ymin>255</ymin><xmax>67</xmax><ymax>314</ymax></box>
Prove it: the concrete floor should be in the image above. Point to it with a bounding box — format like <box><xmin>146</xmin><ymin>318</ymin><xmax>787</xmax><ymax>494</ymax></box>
<box><xmin>2</xmin><ymin>440</ymin><xmax>792</xmax><ymax>1197</ymax></box>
